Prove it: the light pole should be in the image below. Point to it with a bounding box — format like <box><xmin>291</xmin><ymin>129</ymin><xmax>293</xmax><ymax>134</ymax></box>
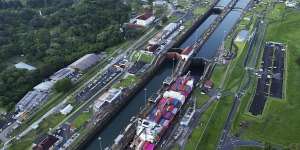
<box><xmin>144</xmin><ymin>88</ymin><xmax>147</xmax><ymax>105</ymax></box>
<box><xmin>98</xmin><ymin>136</ymin><xmax>103</xmax><ymax>150</ymax></box>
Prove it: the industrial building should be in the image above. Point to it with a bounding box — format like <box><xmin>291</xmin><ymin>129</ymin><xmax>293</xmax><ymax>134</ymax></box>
<box><xmin>33</xmin><ymin>81</ymin><xmax>55</xmax><ymax>92</ymax></box>
<box><xmin>50</xmin><ymin>68</ymin><xmax>75</xmax><ymax>82</ymax></box>
<box><xmin>93</xmin><ymin>88</ymin><xmax>122</xmax><ymax>111</ymax></box>
<box><xmin>69</xmin><ymin>54</ymin><xmax>100</xmax><ymax>71</ymax></box>
<box><xmin>16</xmin><ymin>91</ymin><xmax>48</xmax><ymax>112</ymax></box>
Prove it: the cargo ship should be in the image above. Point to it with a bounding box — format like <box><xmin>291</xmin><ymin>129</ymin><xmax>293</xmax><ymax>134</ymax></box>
<box><xmin>132</xmin><ymin>74</ymin><xmax>194</xmax><ymax>150</ymax></box>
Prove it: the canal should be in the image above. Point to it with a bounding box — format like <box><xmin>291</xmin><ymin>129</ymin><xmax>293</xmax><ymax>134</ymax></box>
<box><xmin>196</xmin><ymin>0</ymin><xmax>251</xmax><ymax>59</ymax></box>
<box><xmin>84</xmin><ymin>0</ymin><xmax>251</xmax><ymax>148</ymax></box>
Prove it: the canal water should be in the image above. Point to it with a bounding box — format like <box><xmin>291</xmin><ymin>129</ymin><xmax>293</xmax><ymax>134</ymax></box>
<box><xmin>84</xmin><ymin>62</ymin><xmax>173</xmax><ymax>149</ymax></box>
<box><xmin>85</xmin><ymin>0</ymin><xmax>251</xmax><ymax>148</ymax></box>
<box><xmin>196</xmin><ymin>0</ymin><xmax>251</xmax><ymax>59</ymax></box>
<box><xmin>179</xmin><ymin>15</ymin><xmax>218</xmax><ymax>49</ymax></box>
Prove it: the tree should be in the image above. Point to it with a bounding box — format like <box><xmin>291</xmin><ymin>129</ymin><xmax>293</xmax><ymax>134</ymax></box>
<box><xmin>54</xmin><ymin>78</ymin><xmax>73</xmax><ymax>93</ymax></box>
<box><xmin>161</xmin><ymin>15</ymin><xmax>168</xmax><ymax>24</ymax></box>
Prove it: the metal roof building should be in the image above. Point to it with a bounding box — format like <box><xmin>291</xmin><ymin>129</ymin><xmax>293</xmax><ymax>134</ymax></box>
<box><xmin>15</xmin><ymin>62</ymin><xmax>36</xmax><ymax>71</ymax></box>
<box><xmin>50</xmin><ymin>68</ymin><xmax>75</xmax><ymax>82</ymax></box>
<box><xmin>33</xmin><ymin>81</ymin><xmax>55</xmax><ymax>92</ymax></box>
<box><xmin>16</xmin><ymin>91</ymin><xmax>48</xmax><ymax>112</ymax></box>
<box><xmin>68</xmin><ymin>54</ymin><xmax>100</xmax><ymax>71</ymax></box>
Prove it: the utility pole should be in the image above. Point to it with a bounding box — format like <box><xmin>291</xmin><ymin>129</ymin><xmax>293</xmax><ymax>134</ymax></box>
<box><xmin>172</xmin><ymin>57</ymin><xmax>175</xmax><ymax>77</ymax></box>
<box><xmin>98</xmin><ymin>136</ymin><xmax>103</xmax><ymax>150</ymax></box>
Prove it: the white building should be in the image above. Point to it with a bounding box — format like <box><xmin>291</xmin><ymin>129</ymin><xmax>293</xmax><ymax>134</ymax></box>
<box><xmin>60</xmin><ymin>104</ymin><xmax>73</xmax><ymax>115</ymax></box>
<box><xmin>15</xmin><ymin>62</ymin><xmax>36</xmax><ymax>71</ymax></box>
<box><xmin>285</xmin><ymin>0</ymin><xmax>297</xmax><ymax>7</ymax></box>
<box><xmin>136</xmin><ymin>14</ymin><xmax>155</xmax><ymax>27</ymax></box>
<box><xmin>153</xmin><ymin>0</ymin><xmax>167</xmax><ymax>6</ymax></box>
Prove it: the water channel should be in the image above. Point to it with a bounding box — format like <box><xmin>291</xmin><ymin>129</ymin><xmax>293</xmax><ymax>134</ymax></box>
<box><xmin>84</xmin><ymin>0</ymin><xmax>251</xmax><ymax>148</ymax></box>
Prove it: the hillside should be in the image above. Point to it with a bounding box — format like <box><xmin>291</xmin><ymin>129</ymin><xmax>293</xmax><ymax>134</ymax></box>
<box><xmin>0</xmin><ymin>0</ymin><xmax>131</xmax><ymax>110</ymax></box>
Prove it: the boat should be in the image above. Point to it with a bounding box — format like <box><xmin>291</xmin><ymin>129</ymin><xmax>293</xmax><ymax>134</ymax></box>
<box><xmin>133</xmin><ymin>74</ymin><xmax>194</xmax><ymax>150</ymax></box>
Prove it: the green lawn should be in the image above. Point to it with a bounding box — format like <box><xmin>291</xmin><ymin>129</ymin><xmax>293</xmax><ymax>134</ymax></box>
<box><xmin>210</xmin><ymin>64</ymin><xmax>227</xmax><ymax>88</ymax></box>
<box><xmin>232</xmin><ymin>7</ymin><xmax>300</xmax><ymax>148</ymax></box>
<box><xmin>196</xmin><ymin>95</ymin><xmax>234</xmax><ymax>150</ymax></box>
<box><xmin>72</xmin><ymin>111</ymin><xmax>92</xmax><ymax>129</ymax></box>
<box><xmin>185</xmin><ymin>102</ymin><xmax>217</xmax><ymax>150</ymax></box>
<box><xmin>193</xmin><ymin>88</ymin><xmax>210</xmax><ymax>108</ymax></box>
<box><xmin>193</xmin><ymin>7</ymin><xmax>208</xmax><ymax>16</ymax></box>
<box><xmin>113</xmin><ymin>74</ymin><xmax>138</xmax><ymax>88</ymax></box>
<box><xmin>131</xmin><ymin>51</ymin><xmax>155</xmax><ymax>64</ymax></box>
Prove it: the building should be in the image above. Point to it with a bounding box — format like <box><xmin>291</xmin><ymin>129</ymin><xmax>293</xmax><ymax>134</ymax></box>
<box><xmin>69</xmin><ymin>54</ymin><xmax>100</xmax><ymax>71</ymax></box>
<box><xmin>50</xmin><ymin>68</ymin><xmax>75</xmax><ymax>82</ymax></box>
<box><xmin>148</xmin><ymin>22</ymin><xmax>179</xmax><ymax>45</ymax></box>
<box><xmin>33</xmin><ymin>135</ymin><xmax>59</xmax><ymax>150</ymax></box>
<box><xmin>15</xmin><ymin>62</ymin><xmax>36</xmax><ymax>71</ymax></box>
<box><xmin>285</xmin><ymin>0</ymin><xmax>297</xmax><ymax>7</ymax></box>
<box><xmin>235</xmin><ymin>30</ymin><xmax>249</xmax><ymax>42</ymax></box>
<box><xmin>93</xmin><ymin>99</ymin><xmax>106</xmax><ymax>112</ymax></box>
<box><xmin>97</xmin><ymin>88</ymin><xmax>122</xmax><ymax>103</ymax></box>
<box><xmin>16</xmin><ymin>91</ymin><xmax>48</xmax><ymax>112</ymax></box>
<box><xmin>33</xmin><ymin>81</ymin><xmax>55</xmax><ymax>92</ymax></box>
<box><xmin>60</xmin><ymin>104</ymin><xmax>73</xmax><ymax>115</ymax></box>
<box><xmin>136</xmin><ymin>13</ymin><xmax>155</xmax><ymax>27</ymax></box>
<box><xmin>153</xmin><ymin>0</ymin><xmax>167</xmax><ymax>6</ymax></box>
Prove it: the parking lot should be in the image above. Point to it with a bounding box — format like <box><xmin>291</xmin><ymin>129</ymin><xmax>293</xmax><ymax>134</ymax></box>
<box><xmin>249</xmin><ymin>42</ymin><xmax>285</xmax><ymax>116</ymax></box>
<box><xmin>269</xmin><ymin>43</ymin><xmax>285</xmax><ymax>98</ymax></box>
<box><xmin>75</xmin><ymin>59</ymin><xmax>127</xmax><ymax>101</ymax></box>
<box><xmin>249</xmin><ymin>43</ymin><xmax>273</xmax><ymax>116</ymax></box>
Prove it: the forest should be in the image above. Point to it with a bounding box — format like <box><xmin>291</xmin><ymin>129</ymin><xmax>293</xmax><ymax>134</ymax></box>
<box><xmin>0</xmin><ymin>0</ymin><xmax>133</xmax><ymax>110</ymax></box>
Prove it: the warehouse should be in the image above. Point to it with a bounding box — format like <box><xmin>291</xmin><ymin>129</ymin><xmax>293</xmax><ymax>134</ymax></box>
<box><xmin>16</xmin><ymin>91</ymin><xmax>48</xmax><ymax>112</ymax></box>
<box><xmin>50</xmin><ymin>68</ymin><xmax>75</xmax><ymax>82</ymax></box>
<box><xmin>33</xmin><ymin>81</ymin><xmax>55</xmax><ymax>92</ymax></box>
<box><xmin>69</xmin><ymin>54</ymin><xmax>100</xmax><ymax>71</ymax></box>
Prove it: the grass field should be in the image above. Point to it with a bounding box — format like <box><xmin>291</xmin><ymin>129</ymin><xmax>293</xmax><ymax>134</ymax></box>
<box><xmin>73</xmin><ymin>111</ymin><xmax>92</xmax><ymax>129</ymax></box>
<box><xmin>193</xmin><ymin>88</ymin><xmax>210</xmax><ymax>108</ymax></box>
<box><xmin>185</xmin><ymin>102</ymin><xmax>217</xmax><ymax>150</ymax></box>
<box><xmin>232</xmin><ymin>6</ymin><xmax>300</xmax><ymax>148</ymax></box>
<box><xmin>131</xmin><ymin>51</ymin><xmax>155</xmax><ymax>64</ymax></box>
<box><xmin>113</xmin><ymin>74</ymin><xmax>138</xmax><ymax>88</ymax></box>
